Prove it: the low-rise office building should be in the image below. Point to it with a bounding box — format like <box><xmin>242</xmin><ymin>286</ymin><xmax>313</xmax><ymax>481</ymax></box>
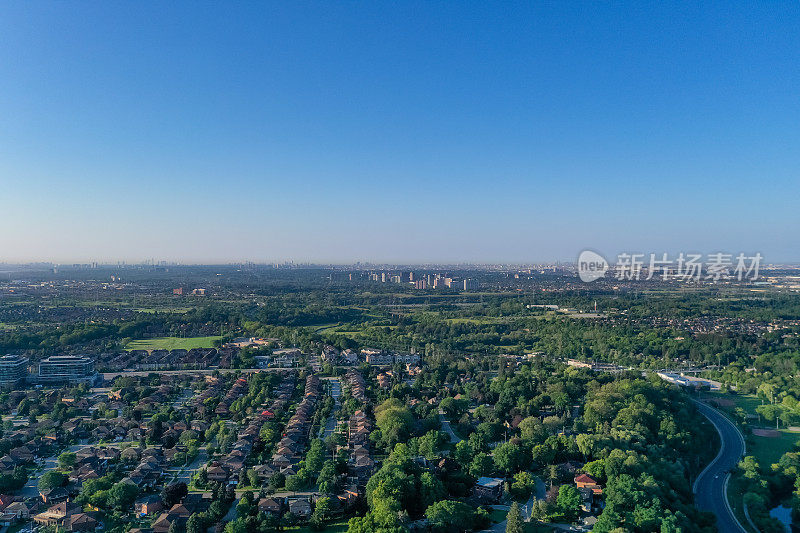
<box><xmin>37</xmin><ymin>355</ymin><xmax>96</xmax><ymax>385</ymax></box>
<box><xmin>0</xmin><ymin>355</ymin><xmax>28</xmax><ymax>387</ymax></box>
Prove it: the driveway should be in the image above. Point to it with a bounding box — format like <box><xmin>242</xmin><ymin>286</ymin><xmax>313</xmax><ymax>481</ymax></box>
<box><xmin>438</xmin><ymin>410</ymin><xmax>461</xmax><ymax>443</ymax></box>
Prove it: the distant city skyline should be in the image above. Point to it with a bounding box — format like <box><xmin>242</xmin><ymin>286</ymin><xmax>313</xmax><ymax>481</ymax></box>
<box><xmin>1</xmin><ymin>2</ymin><xmax>798</xmax><ymax>263</ymax></box>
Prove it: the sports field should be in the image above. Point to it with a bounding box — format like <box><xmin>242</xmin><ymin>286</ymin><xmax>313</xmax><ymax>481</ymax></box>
<box><xmin>124</xmin><ymin>336</ymin><xmax>222</xmax><ymax>351</ymax></box>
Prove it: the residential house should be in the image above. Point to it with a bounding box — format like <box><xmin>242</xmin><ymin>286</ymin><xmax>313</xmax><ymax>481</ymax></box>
<box><xmin>474</xmin><ymin>477</ymin><xmax>504</xmax><ymax>502</ymax></box>
<box><xmin>65</xmin><ymin>512</ymin><xmax>99</xmax><ymax>532</ymax></box>
<box><xmin>34</xmin><ymin>502</ymin><xmax>82</xmax><ymax>527</ymax></box>
<box><xmin>288</xmin><ymin>498</ymin><xmax>312</xmax><ymax>519</ymax></box>
<box><xmin>257</xmin><ymin>497</ymin><xmax>284</xmax><ymax>515</ymax></box>
<box><xmin>135</xmin><ymin>495</ymin><xmax>164</xmax><ymax>517</ymax></box>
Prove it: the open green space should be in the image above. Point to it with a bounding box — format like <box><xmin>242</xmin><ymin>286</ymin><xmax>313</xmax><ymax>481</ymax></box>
<box><xmin>706</xmin><ymin>391</ymin><xmax>798</xmax><ymax>532</ymax></box>
<box><xmin>124</xmin><ymin>336</ymin><xmax>222</xmax><ymax>351</ymax></box>
<box><xmin>751</xmin><ymin>430</ymin><xmax>799</xmax><ymax>467</ymax></box>
<box><xmin>525</xmin><ymin>524</ymin><xmax>554</xmax><ymax>533</ymax></box>
<box><xmin>445</xmin><ymin>317</ymin><xmax>514</xmax><ymax>324</ymax></box>
<box><xmin>706</xmin><ymin>391</ymin><xmax>798</xmax><ymax>468</ymax></box>
<box><xmin>727</xmin><ymin>474</ymin><xmax>759</xmax><ymax>533</ymax></box>
<box><xmin>488</xmin><ymin>508</ymin><xmax>507</xmax><ymax>523</ymax></box>
<box><xmin>285</xmin><ymin>520</ymin><xmax>349</xmax><ymax>533</ymax></box>
<box><xmin>311</xmin><ymin>323</ymin><xmax>342</xmax><ymax>334</ymax></box>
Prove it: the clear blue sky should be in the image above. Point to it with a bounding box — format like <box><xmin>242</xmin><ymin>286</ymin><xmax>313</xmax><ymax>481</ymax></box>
<box><xmin>1</xmin><ymin>2</ymin><xmax>798</xmax><ymax>264</ymax></box>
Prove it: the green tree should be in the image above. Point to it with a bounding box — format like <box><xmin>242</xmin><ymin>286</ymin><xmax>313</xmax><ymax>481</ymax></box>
<box><xmin>556</xmin><ymin>484</ymin><xmax>581</xmax><ymax>520</ymax></box>
<box><xmin>57</xmin><ymin>451</ymin><xmax>77</xmax><ymax>470</ymax></box>
<box><xmin>310</xmin><ymin>496</ymin><xmax>332</xmax><ymax>530</ymax></box>
<box><xmin>418</xmin><ymin>430</ymin><xmax>442</xmax><ymax>461</ymax></box>
<box><xmin>375</xmin><ymin>398</ymin><xmax>414</xmax><ymax>448</ymax></box>
<box><xmin>306</xmin><ymin>439</ymin><xmax>326</xmax><ymax>474</ymax></box>
<box><xmin>470</xmin><ymin>453</ymin><xmax>494</xmax><ymax>478</ymax></box>
<box><xmin>317</xmin><ymin>460</ymin><xmax>338</xmax><ymax>494</ymax></box>
<box><xmin>419</xmin><ymin>471</ymin><xmax>446</xmax><ymax>510</ymax></box>
<box><xmin>439</xmin><ymin>397</ymin><xmax>468</xmax><ymax>419</ymax></box>
<box><xmin>161</xmin><ymin>482</ymin><xmax>188</xmax><ymax>507</ymax></box>
<box><xmin>109</xmin><ymin>481</ymin><xmax>139</xmax><ymax>510</ymax></box>
<box><xmin>519</xmin><ymin>417</ymin><xmax>545</xmax><ymax>443</ymax></box>
<box><xmin>186</xmin><ymin>513</ymin><xmax>207</xmax><ymax>533</ymax></box>
<box><xmin>505</xmin><ymin>502</ymin><xmax>523</xmax><ymax>533</ymax></box>
<box><xmin>224</xmin><ymin>518</ymin><xmax>248</xmax><ymax>533</ymax></box>
<box><xmin>511</xmin><ymin>471</ymin><xmax>536</xmax><ymax>499</ymax></box>
<box><xmin>494</xmin><ymin>442</ymin><xmax>524</xmax><ymax>474</ymax></box>
<box><xmin>454</xmin><ymin>441</ymin><xmax>474</xmax><ymax>468</ymax></box>
<box><xmin>285</xmin><ymin>473</ymin><xmax>307</xmax><ymax>492</ymax></box>
<box><xmin>38</xmin><ymin>471</ymin><xmax>67</xmax><ymax>492</ymax></box>
<box><xmin>247</xmin><ymin>469</ymin><xmax>259</xmax><ymax>488</ymax></box>
<box><xmin>426</xmin><ymin>500</ymin><xmax>475</xmax><ymax>533</ymax></box>
<box><xmin>575</xmin><ymin>433</ymin><xmax>596</xmax><ymax>460</ymax></box>
<box><xmin>739</xmin><ymin>456</ymin><xmax>760</xmax><ymax>480</ymax></box>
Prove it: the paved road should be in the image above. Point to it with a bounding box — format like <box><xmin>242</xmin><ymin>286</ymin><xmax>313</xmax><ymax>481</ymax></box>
<box><xmin>322</xmin><ymin>378</ymin><xmax>341</xmax><ymax>440</ymax></box>
<box><xmin>438</xmin><ymin>410</ymin><xmax>461</xmax><ymax>444</ymax></box>
<box><xmin>480</xmin><ymin>478</ymin><xmax>545</xmax><ymax>532</ymax></box>
<box><xmin>169</xmin><ymin>445</ymin><xmax>208</xmax><ymax>484</ymax></box>
<box><xmin>19</xmin><ymin>443</ymin><xmax>88</xmax><ymax>497</ymax></box>
<box><xmin>693</xmin><ymin>400</ymin><xmax>747</xmax><ymax>533</ymax></box>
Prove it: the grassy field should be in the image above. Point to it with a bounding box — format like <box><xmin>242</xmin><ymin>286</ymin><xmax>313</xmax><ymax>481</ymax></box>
<box><xmin>311</xmin><ymin>323</ymin><xmax>342</xmax><ymax>334</ymax></box>
<box><xmin>525</xmin><ymin>524</ymin><xmax>554</xmax><ymax>533</ymax></box>
<box><xmin>705</xmin><ymin>391</ymin><xmax>798</xmax><ymax>533</ymax></box>
<box><xmin>751</xmin><ymin>430</ymin><xmax>799</xmax><ymax>467</ymax></box>
<box><xmin>124</xmin><ymin>336</ymin><xmax>222</xmax><ymax>351</ymax></box>
<box><xmin>488</xmin><ymin>508</ymin><xmax>507</xmax><ymax>523</ymax></box>
<box><xmin>285</xmin><ymin>521</ymin><xmax>349</xmax><ymax>533</ymax></box>
<box><xmin>705</xmin><ymin>391</ymin><xmax>798</xmax><ymax>467</ymax></box>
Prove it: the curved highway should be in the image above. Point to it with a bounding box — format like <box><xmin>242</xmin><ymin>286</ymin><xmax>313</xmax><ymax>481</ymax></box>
<box><xmin>693</xmin><ymin>400</ymin><xmax>747</xmax><ymax>533</ymax></box>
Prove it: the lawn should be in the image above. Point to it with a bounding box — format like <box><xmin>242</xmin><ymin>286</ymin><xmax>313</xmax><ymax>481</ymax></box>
<box><xmin>727</xmin><ymin>474</ymin><xmax>758</xmax><ymax>533</ymax></box>
<box><xmin>705</xmin><ymin>391</ymin><xmax>798</xmax><ymax>467</ymax></box>
<box><xmin>124</xmin><ymin>336</ymin><xmax>222</xmax><ymax>351</ymax></box>
<box><xmin>525</xmin><ymin>524</ymin><xmax>554</xmax><ymax>533</ymax></box>
<box><xmin>285</xmin><ymin>520</ymin><xmax>349</xmax><ymax>533</ymax></box>
<box><xmin>489</xmin><ymin>508</ymin><xmax>508</xmax><ymax>523</ymax></box>
<box><xmin>311</xmin><ymin>323</ymin><xmax>342</xmax><ymax>334</ymax></box>
<box><xmin>751</xmin><ymin>430</ymin><xmax>799</xmax><ymax>467</ymax></box>
<box><xmin>705</xmin><ymin>391</ymin><xmax>799</xmax><ymax>533</ymax></box>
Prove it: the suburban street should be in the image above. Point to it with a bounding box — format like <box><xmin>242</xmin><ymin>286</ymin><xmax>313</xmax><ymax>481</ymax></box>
<box><xmin>438</xmin><ymin>410</ymin><xmax>460</xmax><ymax>443</ymax></box>
<box><xmin>481</xmin><ymin>479</ymin><xmax>547</xmax><ymax>533</ymax></box>
<box><xmin>170</xmin><ymin>446</ymin><xmax>208</xmax><ymax>484</ymax></box>
<box><xmin>693</xmin><ymin>400</ymin><xmax>747</xmax><ymax>533</ymax></box>
<box><xmin>321</xmin><ymin>377</ymin><xmax>341</xmax><ymax>440</ymax></box>
<box><xmin>19</xmin><ymin>443</ymin><xmax>87</xmax><ymax>498</ymax></box>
